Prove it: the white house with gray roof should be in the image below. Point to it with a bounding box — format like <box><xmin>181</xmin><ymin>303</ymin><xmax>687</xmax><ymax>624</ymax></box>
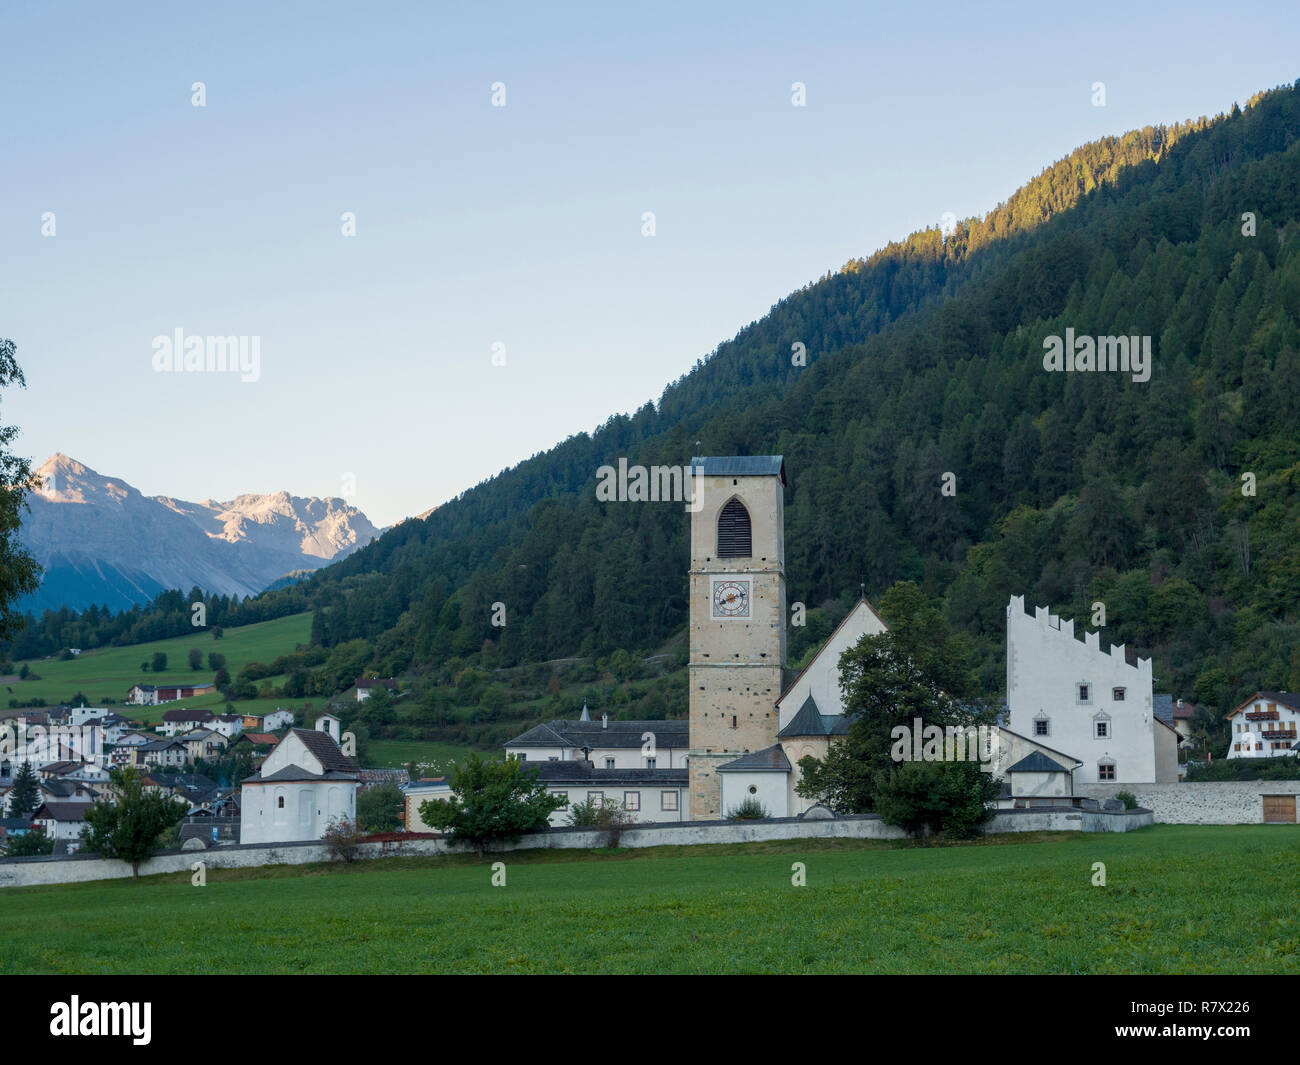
<box><xmin>239</xmin><ymin>726</ymin><xmax>359</xmax><ymax>844</ymax></box>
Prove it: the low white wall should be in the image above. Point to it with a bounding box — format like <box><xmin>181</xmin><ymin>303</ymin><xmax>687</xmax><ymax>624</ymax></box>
<box><xmin>0</xmin><ymin>807</ymin><xmax>1151</xmax><ymax>888</ymax></box>
<box><xmin>1079</xmin><ymin>781</ymin><xmax>1300</xmax><ymax>824</ymax></box>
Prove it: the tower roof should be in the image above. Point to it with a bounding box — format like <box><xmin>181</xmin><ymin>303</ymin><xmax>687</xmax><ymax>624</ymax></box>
<box><xmin>690</xmin><ymin>456</ymin><xmax>785</xmax><ymax>484</ymax></box>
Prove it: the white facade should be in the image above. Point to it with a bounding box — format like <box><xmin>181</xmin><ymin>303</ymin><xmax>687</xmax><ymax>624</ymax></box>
<box><xmin>776</xmin><ymin>599</ymin><xmax>889</xmax><ymax>733</ymax></box>
<box><xmin>262</xmin><ymin>710</ymin><xmax>294</xmax><ymax>731</ymax></box>
<box><xmin>719</xmin><ymin>769</ymin><xmax>788</xmax><ymax>818</ymax></box>
<box><xmin>539</xmin><ymin>783</ymin><xmax>687</xmax><ymax>826</ymax></box>
<box><xmin>1006</xmin><ymin>595</ymin><xmax>1177</xmax><ymax>785</ymax></box>
<box><xmin>1225</xmin><ymin>693</ymin><xmax>1300</xmax><ymax>758</ymax></box>
<box><xmin>209</xmin><ymin>716</ymin><xmax>244</xmax><ymax>738</ymax></box>
<box><xmin>239</xmin><ymin>730</ymin><xmax>359</xmax><ymax>845</ymax></box>
<box><xmin>67</xmin><ymin>706</ymin><xmax>108</xmax><ymax>728</ymax></box>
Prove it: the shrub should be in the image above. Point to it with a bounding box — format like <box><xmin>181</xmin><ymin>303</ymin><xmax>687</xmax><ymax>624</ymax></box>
<box><xmin>568</xmin><ymin>798</ymin><xmax>636</xmax><ymax>846</ymax></box>
<box><xmin>322</xmin><ymin>817</ymin><xmax>363</xmax><ymax>863</ymax></box>
<box><xmin>1114</xmin><ymin>790</ymin><xmax>1139</xmax><ymax>810</ymax></box>
<box><xmin>726</xmin><ymin>797</ymin><xmax>770</xmax><ymax>820</ymax></box>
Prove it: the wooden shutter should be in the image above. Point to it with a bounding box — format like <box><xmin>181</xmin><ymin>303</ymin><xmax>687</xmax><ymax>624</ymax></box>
<box><xmin>716</xmin><ymin>499</ymin><xmax>752</xmax><ymax>557</ymax></box>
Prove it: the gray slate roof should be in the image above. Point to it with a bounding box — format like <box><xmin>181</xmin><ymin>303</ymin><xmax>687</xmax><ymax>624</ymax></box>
<box><xmin>716</xmin><ymin>744</ymin><xmax>792</xmax><ymax>773</ymax></box>
<box><xmin>777</xmin><ymin>694</ymin><xmax>851</xmax><ymax>738</ymax></box>
<box><xmin>246</xmin><ymin>766</ymin><xmax>360</xmax><ymax>784</ymax></box>
<box><xmin>288</xmin><ymin>728</ymin><xmax>360</xmax><ymax>773</ymax></box>
<box><xmin>1005</xmin><ymin>752</ymin><xmax>1072</xmax><ymax>774</ymax></box>
<box><xmin>690</xmin><ymin>455</ymin><xmax>786</xmax><ymax>483</ymax></box>
<box><xmin>506</xmin><ymin>718</ymin><xmax>689</xmax><ymax>750</ymax></box>
<box><xmin>1153</xmin><ymin>693</ymin><xmax>1174</xmax><ymax>726</ymax></box>
<box><xmin>530</xmin><ymin>760</ymin><xmax>688</xmax><ymax>786</ymax></box>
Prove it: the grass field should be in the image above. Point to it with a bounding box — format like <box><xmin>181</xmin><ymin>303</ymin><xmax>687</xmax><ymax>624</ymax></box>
<box><xmin>365</xmin><ymin>739</ymin><xmax>477</xmax><ymax>773</ymax></box>
<box><xmin>5</xmin><ymin>613</ymin><xmax>313</xmax><ymax>721</ymax></box>
<box><xmin>3</xmin><ymin>826</ymin><xmax>1296</xmax><ymax>974</ymax></box>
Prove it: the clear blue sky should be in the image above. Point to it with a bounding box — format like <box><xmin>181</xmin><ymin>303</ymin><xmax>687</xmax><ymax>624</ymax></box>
<box><xmin>1</xmin><ymin>0</ymin><xmax>1296</xmax><ymax>526</ymax></box>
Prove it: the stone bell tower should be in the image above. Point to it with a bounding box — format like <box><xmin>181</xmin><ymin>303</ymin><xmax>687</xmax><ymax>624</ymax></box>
<box><xmin>686</xmin><ymin>456</ymin><xmax>787</xmax><ymax>819</ymax></box>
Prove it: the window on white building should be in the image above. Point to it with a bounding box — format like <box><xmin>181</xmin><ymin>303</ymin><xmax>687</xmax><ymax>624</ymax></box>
<box><xmin>624</xmin><ymin>791</ymin><xmax>640</xmax><ymax>811</ymax></box>
<box><xmin>661</xmin><ymin>790</ymin><xmax>678</xmax><ymax>811</ymax></box>
<box><xmin>1034</xmin><ymin>715</ymin><xmax>1050</xmax><ymax>737</ymax></box>
<box><xmin>587</xmin><ymin>791</ymin><xmax>604</xmax><ymax>805</ymax></box>
<box><xmin>1098</xmin><ymin>762</ymin><xmax>1116</xmax><ymax>781</ymax></box>
<box><xmin>605</xmin><ymin>758</ymin><xmax>616</xmax><ymax>769</ymax></box>
<box><xmin>645</xmin><ymin>757</ymin><xmax>657</xmax><ymax>768</ymax></box>
<box><xmin>1112</xmin><ymin>688</ymin><xmax>1125</xmax><ymax>701</ymax></box>
<box><xmin>1077</xmin><ymin>683</ymin><xmax>1091</xmax><ymax>703</ymax></box>
<box><xmin>1096</xmin><ymin>720</ymin><xmax>1109</xmax><ymax>738</ymax></box>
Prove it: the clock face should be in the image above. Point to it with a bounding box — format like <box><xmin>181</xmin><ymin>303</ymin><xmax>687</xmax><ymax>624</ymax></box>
<box><xmin>711</xmin><ymin>577</ymin><xmax>751</xmax><ymax>619</ymax></box>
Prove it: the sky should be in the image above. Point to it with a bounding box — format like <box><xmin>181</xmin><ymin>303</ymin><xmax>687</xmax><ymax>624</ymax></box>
<box><xmin>1</xmin><ymin>1</ymin><xmax>1297</xmax><ymax>527</ymax></box>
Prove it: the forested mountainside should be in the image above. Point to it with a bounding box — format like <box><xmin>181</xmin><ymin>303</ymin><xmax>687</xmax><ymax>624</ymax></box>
<box><xmin>15</xmin><ymin>83</ymin><xmax>1300</xmax><ymax>725</ymax></box>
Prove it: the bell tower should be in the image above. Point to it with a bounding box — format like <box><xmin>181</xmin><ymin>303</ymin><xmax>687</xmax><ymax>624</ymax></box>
<box><xmin>686</xmin><ymin>455</ymin><xmax>787</xmax><ymax>819</ymax></box>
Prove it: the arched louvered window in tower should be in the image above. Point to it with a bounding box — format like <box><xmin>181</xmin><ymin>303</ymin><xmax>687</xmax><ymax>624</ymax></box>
<box><xmin>716</xmin><ymin>499</ymin><xmax>752</xmax><ymax>558</ymax></box>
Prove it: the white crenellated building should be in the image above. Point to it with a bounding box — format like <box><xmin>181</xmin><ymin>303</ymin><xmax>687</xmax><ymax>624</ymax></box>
<box><xmin>1006</xmin><ymin>595</ymin><xmax>1178</xmax><ymax>785</ymax></box>
<box><xmin>1224</xmin><ymin>692</ymin><xmax>1300</xmax><ymax>758</ymax></box>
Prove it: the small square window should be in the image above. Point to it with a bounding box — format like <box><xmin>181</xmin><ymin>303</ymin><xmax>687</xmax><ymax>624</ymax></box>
<box><xmin>645</xmin><ymin>757</ymin><xmax>656</xmax><ymax>768</ymax></box>
<box><xmin>1095</xmin><ymin>721</ymin><xmax>1109</xmax><ymax>738</ymax></box>
<box><xmin>1112</xmin><ymin>688</ymin><xmax>1125</xmax><ymax>701</ymax></box>
<box><xmin>1098</xmin><ymin>763</ymin><xmax>1116</xmax><ymax>781</ymax></box>
<box><xmin>605</xmin><ymin>758</ymin><xmax>616</xmax><ymax>769</ymax></box>
<box><xmin>623</xmin><ymin>791</ymin><xmax>640</xmax><ymax>811</ymax></box>
<box><xmin>1034</xmin><ymin>719</ymin><xmax>1050</xmax><ymax>737</ymax></box>
<box><xmin>587</xmin><ymin>790</ymin><xmax>604</xmax><ymax>804</ymax></box>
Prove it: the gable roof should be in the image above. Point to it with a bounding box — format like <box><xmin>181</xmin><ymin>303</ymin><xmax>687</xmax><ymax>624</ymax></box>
<box><xmin>529</xmin><ymin>761</ymin><xmax>688</xmax><ymax>787</ymax></box>
<box><xmin>994</xmin><ymin>727</ymin><xmax>1085</xmax><ymax>768</ymax></box>
<box><xmin>1153</xmin><ymin>694</ymin><xmax>1174</xmax><ymax>726</ymax></box>
<box><xmin>506</xmin><ymin>718</ymin><xmax>689</xmax><ymax>750</ymax></box>
<box><xmin>1004</xmin><ymin>751</ymin><xmax>1072</xmax><ymax>774</ymax></box>
<box><xmin>161</xmin><ymin>708</ymin><xmax>214</xmax><ymax>723</ymax></box>
<box><xmin>286</xmin><ymin>728</ymin><xmax>359</xmax><ymax>773</ymax></box>
<box><xmin>33</xmin><ymin>801</ymin><xmax>92</xmax><ymax>821</ymax></box>
<box><xmin>1224</xmin><ymin>691</ymin><xmax>1300</xmax><ymax>719</ymax></box>
<box><xmin>690</xmin><ymin>455</ymin><xmax>786</xmax><ymax>483</ymax></box>
<box><xmin>776</xmin><ymin>597</ymin><xmax>889</xmax><ymax>706</ymax></box>
<box><xmin>716</xmin><ymin>744</ymin><xmax>792</xmax><ymax>773</ymax></box>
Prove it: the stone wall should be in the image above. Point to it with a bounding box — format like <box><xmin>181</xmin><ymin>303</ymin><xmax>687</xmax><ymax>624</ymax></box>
<box><xmin>1079</xmin><ymin>780</ymin><xmax>1300</xmax><ymax>824</ymax></box>
<box><xmin>0</xmin><ymin>807</ymin><xmax>1150</xmax><ymax>889</ymax></box>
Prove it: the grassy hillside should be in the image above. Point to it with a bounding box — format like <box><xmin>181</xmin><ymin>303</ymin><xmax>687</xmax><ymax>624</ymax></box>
<box><xmin>1</xmin><ymin>826</ymin><xmax>1295</xmax><ymax>974</ymax></box>
<box><xmin>5</xmin><ymin>613</ymin><xmax>312</xmax><ymax>722</ymax></box>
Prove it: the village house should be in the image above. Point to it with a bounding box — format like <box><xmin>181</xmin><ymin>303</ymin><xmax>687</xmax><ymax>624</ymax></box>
<box><xmin>31</xmin><ymin>801</ymin><xmax>92</xmax><ymax>849</ymax></box>
<box><xmin>128</xmin><ymin>682</ymin><xmax>216</xmax><ymax>706</ymax></box>
<box><xmin>178</xmin><ymin>728</ymin><xmax>229</xmax><ymax>761</ymax></box>
<box><xmin>157</xmin><ymin>708</ymin><xmax>216</xmax><ymax>737</ymax></box>
<box><xmin>131</xmin><ymin>738</ymin><xmax>188</xmax><ymax>769</ymax></box>
<box><xmin>1225</xmin><ymin>692</ymin><xmax>1300</xmax><ymax>758</ymax></box>
<box><xmin>261</xmin><ymin>709</ymin><xmax>294</xmax><ymax>731</ymax></box>
<box><xmin>355</xmin><ymin>677</ymin><xmax>397</xmax><ymax>703</ymax></box>
<box><xmin>209</xmin><ymin>714</ymin><xmax>245</xmax><ymax>738</ymax></box>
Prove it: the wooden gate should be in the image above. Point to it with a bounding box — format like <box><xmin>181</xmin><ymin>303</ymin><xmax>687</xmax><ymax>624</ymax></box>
<box><xmin>1262</xmin><ymin>794</ymin><xmax>1297</xmax><ymax>823</ymax></box>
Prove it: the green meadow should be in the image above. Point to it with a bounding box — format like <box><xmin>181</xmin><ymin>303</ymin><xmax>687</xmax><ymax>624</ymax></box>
<box><xmin>2</xmin><ymin>826</ymin><xmax>1296</xmax><ymax>974</ymax></box>
<box><xmin>5</xmin><ymin>613</ymin><xmax>313</xmax><ymax>722</ymax></box>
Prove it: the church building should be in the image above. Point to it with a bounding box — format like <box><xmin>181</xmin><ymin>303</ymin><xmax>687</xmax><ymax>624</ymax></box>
<box><xmin>503</xmin><ymin>454</ymin><xmax>1178</xmax><ymax>823</ymax></box>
